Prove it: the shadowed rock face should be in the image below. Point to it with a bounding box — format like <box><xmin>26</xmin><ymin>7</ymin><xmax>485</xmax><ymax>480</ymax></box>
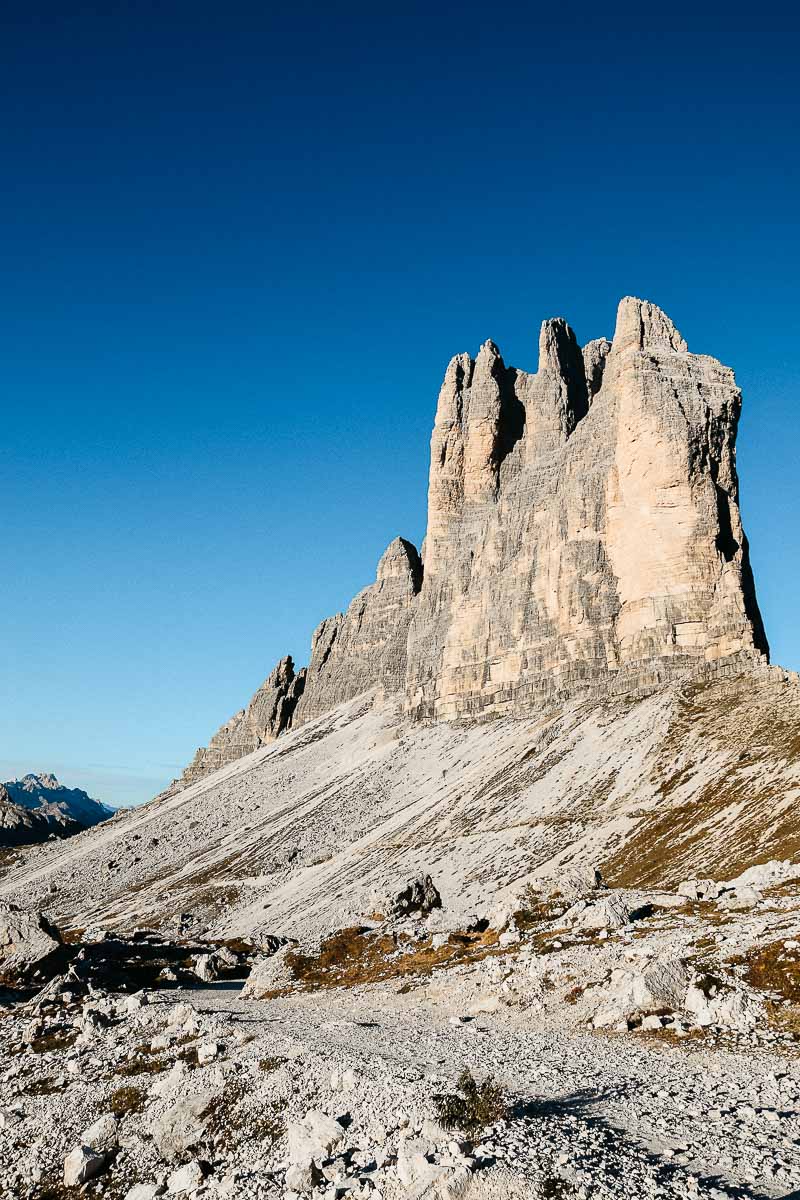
<box><xmin>177</xmin><ymin>656</ymin><xmax>306</xmax><ymax>787</ymax></box>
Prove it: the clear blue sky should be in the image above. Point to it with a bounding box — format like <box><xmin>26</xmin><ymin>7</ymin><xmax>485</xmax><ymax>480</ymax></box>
<box><xmin>1</xmin><ymin>8</ymin><xmax>798</xmax><ymax>806</ymax></box>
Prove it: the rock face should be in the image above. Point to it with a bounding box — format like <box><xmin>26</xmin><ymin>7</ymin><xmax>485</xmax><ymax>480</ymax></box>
<box><xmin>178</xmin><ymin>656</ymin><xmax>306</xmax><ymax>787</ymax></box>
<box><xmin>293</xmin><ymin>537</ymin><xmax>423</xmax><ymax>725</ymax></box>
<box><xmin>173</xmin><ymin>297</ymin><xmax>768</xmax><ymax>781</ymax></box>
<box><xmin>0</xmin><ymin>775</ymin><xmax>112</xmax><ymax>846</ymax></box>
<box><xmin>403</xmin><ymin>296</ymin><xmax>767</xmax><ymax>720</ymax></box>
<box><xmin>0</xmin><ymin>901</ymin><xmax>61</xmax><ymax>979</ymax></box>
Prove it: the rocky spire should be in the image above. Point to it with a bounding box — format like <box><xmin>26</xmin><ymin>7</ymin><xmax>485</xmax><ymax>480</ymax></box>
<box><xmin>177</xmin><ymin>655</ymin><xmax>306</xmax><ymax>788</ymax></box>
<box><xmin>404</xmin><ymin>296</ymin><xmax>768</xmax><ymax>720</ymax></box>
<box><xmin>174</xmin><ymin>296</ymin><xmax>770</xmax><ymax>780</ymax></box>
<box><xmin>292</xmin><ymin>536</ymin><xmax>423</xmax><ymax>726</ymax></box>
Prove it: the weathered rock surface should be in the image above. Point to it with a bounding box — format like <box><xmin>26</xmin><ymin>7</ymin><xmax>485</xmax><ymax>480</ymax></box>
<box><xmin>405</xmin><ymin>296</ymin><xmax>767</xmax><ymax>720</ymax></box>
<box><xmin>177</xmin><ymin>655</ymin><xmax>305</xmax><ymax>788</ymax></box>
<box><xmin>164</xmin><ymin>297</ymin><xmax>770</xmax><ymax>788</ymax></box>
<box><xmin>293</xmin><ymin>536</ymin><xmax>423</xmax><ymax>726</ymax></box>
<box><xmin>0</xmin><ymin>901</ymin><xmax>61</xmax><ymax>979</ymax></box>
<box><xmin>150</xmin><ymin>1092</ymin><xmax>220</xmax><ymax>1162</ymax></box>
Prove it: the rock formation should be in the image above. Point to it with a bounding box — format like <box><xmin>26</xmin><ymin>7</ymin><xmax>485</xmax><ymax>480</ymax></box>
<box><xmin>175</xmin><ymin>297</ymin><xmax>769</xmax><ymax>782</ymax></box>
<box><xmin>293</xmin><ymin>537</ymin><xmax>423</xmax><ymax>726</ymax></box>
<box><xmin>404</xmin><ymin>296</ymin><xmax>767</xmax><ymax>719</ymax></box>
<box><xmin>178</xmin><ymin>655</ymin><xmax>305</xmax><ymax>787</ymax></box>
<box><xmin>0</xmin><ymin>775</ymin><xmax>112</xmax><ymax>846</ymax></box>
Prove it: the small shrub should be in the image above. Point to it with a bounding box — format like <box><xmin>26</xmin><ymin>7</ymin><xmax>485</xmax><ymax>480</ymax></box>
<box><xmin>109</xmin><ymin>1085</ymin><xmax>146</xmax><ymax>1116</ymax></box>
<box><xmin>258</xmin><ymin>1055</ymin><xmax>287</xmax><ymax>1072</ymax></box>
<box><xmin>433</xmin><ymin>1068</ymin><xmax>507</xmax><ymax>1133</ymax></box>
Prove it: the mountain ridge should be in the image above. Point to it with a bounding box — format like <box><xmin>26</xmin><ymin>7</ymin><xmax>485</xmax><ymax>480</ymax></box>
<box><xmin>173</xmin><ymin>296</ymin><xmax>771</xmax><ymax>790</ymax></box>
<box><xmin>0</xmin><ymin>772</ymin><xmax>112</xmax><ymax>847</ymax></box>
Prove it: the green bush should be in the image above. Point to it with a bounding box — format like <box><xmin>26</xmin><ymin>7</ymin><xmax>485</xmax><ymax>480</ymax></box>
<box><xmin>433</xmin><ymin>1068</ymin><xmax>507</xmax><ymax>1133</ymax></box>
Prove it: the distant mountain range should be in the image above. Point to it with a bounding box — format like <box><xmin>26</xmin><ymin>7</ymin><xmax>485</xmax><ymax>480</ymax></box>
<box><xmin>0</xmin><ymin>773</ymin><xmax>113</xmax><ymax>847</ymax></box>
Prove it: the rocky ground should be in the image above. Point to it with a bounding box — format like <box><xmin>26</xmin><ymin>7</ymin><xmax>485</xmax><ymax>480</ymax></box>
<box><xmin>2</xmin><ymin>670</ymin><xmax>800</xmax><ymax>956</ymax></box>
<box><xmin>3</xmin><ymin>860</ymin><xmax>800</xmax><ymax>1200</ymax></box>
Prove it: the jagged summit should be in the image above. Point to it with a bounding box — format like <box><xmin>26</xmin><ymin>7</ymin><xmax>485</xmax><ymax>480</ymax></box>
<box><xmin>176</xmin><ymin>655</ymin><xmax>306</xmax><ymax>789</ymax></box>
<box><xmin>175</xmin><ymin>297</ymin><xmax>769</xmax><ymax>785</ymax></box>
<box><xmin>0</xmin><ymin>773</ymin><xmax>112</xmax><ymax>846</ymax></box>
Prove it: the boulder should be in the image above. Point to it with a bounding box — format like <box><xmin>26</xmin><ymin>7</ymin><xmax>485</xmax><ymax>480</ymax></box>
<box><xmin>541</xmin><ymin>866</ymin><xmax>604</xmax><ymax>903</ymax></box>
<box><xmin>63</xmin><ymin>1146</ymin><xmax>108</xmax><ymax>1186</ymax></box>
<box><xmin>590</xmin><ymin>954</ymin><xmax>691</xmax><ymax>1026</ymax></box>
<box><xmin>81</xmin><ymin>1112</ymin><xmax>118</xmax><ymax>1151</ymax></box>
<box><xmin>386</xmin><ymin>874</ymin><xmax>442</xmax><ymax>919</ymax></box>
<box><xmin>685</xmin><ymin>981</ymin><xmax>763</xmax><ymax>1030</ymax></box>
<box><xmin>396</xmin><ymin>1136</ymin><xmax>447</xmax><ymax>1193</ymax></box>
<box><xmin>729</xmin><ymin>859</ymin><xmax>800</xmax><ymax>890</ymax></box>
<box><xmin>150</xmin><ymin>1091</ymin><xmax>219</xmax><ymax>1162</ymax></box>
<box><xmin>287</xmin><ymin>1110</ymin><xmax>346</xmax><ymax>1166</ymax></box>
<box><xmin>241</xmin><ymin>944</ymin><xmax>297</xmax><ymax>999</ymax></box>
<box><xmin>719</xmin><ymin>886</ymin><xmax>760</xmax><ymax>911</ymax></box>
<box><xmin>167</xmin><ymin>1161</ymin><xmax>206</xmax><ymax>1194</ymax></box>
<box><xmin>677</xmin><ymin>879</ymin><xmax>721</xmax><ymax>901</ymax></box>
<box><xmin>191</xmin><ymin>945</ymin><xmax>240</xmax><ymax>982</ymax></box>
<box><xmin>197</xmin><ymin>1040</ymin><xmax>224</xmax><ymax>1064</ymax></box>
<box><xmin>191</xmin><ymin>953</ymin><xmax>218</xmax><ymax>982</ymax></box>
<box><xmin>567</xmin><ymin>893</ymin><xmax>631</xmax><ymax>931</ymax></box>
<box><xmin>0</xmin><ymin>902</ymin><xmax>61</xmax><ymax>978</ymax></box>
<box><xmin>285</xmin><ymin>1163</ymin><xmax>321</xmax><ymax>1194</ymax></box>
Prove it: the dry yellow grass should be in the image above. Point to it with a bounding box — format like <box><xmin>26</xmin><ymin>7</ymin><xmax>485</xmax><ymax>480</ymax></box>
<box><xmin>282</xmin><ymin>925</ymin><xmax>505</xmax><ymax>992</ymax></box>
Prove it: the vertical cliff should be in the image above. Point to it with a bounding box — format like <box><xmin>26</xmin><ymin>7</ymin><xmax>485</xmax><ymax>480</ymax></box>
<box><xmin>173</xmin><ymin>297</ymin><xmax>769</xmax><ymax>785</ymax></box>
<box><xmin>404</xmin><ymin>296</ymin><xmax>767</xmax><ymax>719</ymax></box>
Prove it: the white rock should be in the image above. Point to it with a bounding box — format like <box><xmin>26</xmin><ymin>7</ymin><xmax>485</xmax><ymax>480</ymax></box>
<box><xmin>197</xmin><ymin>1039</ymin><xmax>224</xmax><ymax>1064</ymax></box>
<box><xmin>63</xmin><ymin>1146</ymin><xmax>107</xmax><ymax>1186</ymax></box>
<box><xmin>719</xmin><ymin>886</ymin><xmax>760</xmax><ymax>911</ymax></box>
<box><xmin>167</xmin><ymin>1160</ymin><xmax>206</xmax><ymax>1193</ymax></box>
<box><xmin>287</xmin><ymin>1110</ymin><xmax>346</xmax><ymax>1166</ymax></box>
<box><xmin>677</xmin><ymin>879</ymin><xmax>721</xmax><ymax>901</ymax></box>
<box><xmin>567</xmin><ymin>893</ymin><xmax>631</xmax><ymax>931</ymax></box>
<box><xmin>81</xmin><ymin>1111</ymin><xmax>118</xmax><ymax>1150</ymax></box>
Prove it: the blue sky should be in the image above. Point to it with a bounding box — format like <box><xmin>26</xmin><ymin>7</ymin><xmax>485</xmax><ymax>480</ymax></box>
<box><xmin>1</xmin><ymin>8</ymin><xmax>798</xmax><ymax>806</ymax></box>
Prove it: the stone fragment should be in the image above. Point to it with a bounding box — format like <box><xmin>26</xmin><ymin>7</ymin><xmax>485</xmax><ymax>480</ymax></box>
<box><xmin>197</xmin><ymin>1039</ymin><xmax>224</xmax><ymax>1064</ymax></box>
<box><xmin>167</xmin><ymin>1160</ymin><xmax>206</xmax><ymax>1193</ymax></box>
<box><xmin>719</xmin><ymin>886</ymin><xmax>760</xmax><ymax>911</ymax></box>
<box><xmin>124</xmin><ymin>1186</ymin><xmax>160</xmax><ymax>1200</ymax></box>
<box><xmin>568</xmin><ymin>893</ymin><xmax>631</xmax><ymax>931</ymax></box>
<box><xmin>63</xmin><ymin>1146</ymin><xmax>107</xmax><ymax>1186</ymax></box>
<box><xmin>287</xmin><ymin>1110</ymin><xmax>346</xmax><ymax>1166</ymax></box>
<box><xmin>285</xmin><ymin>1162</ymin><xmax>321</xmax><ymax>1194</ymax></box>
<box><xmin>241</xmin><ymin>944</ymin><xmax>296</xmax><ymax>999</ymax></box>
<box><xmin>677</xmin><ymin>879</ymin><xmax>721</xmax><ymax>901</ymax></box>
<box><xmin>150</xmin><ymin>1092</ymin><xmax>219</xmax><ymax>1162</ymax></box>
<box><xmin>387</xmin><ymin>874</ymin><xmax>442</xmax><ymax>919</ymax></box>
<box><xmin>81</xmin><ymin>1111</ymin><xmax>118</xmax><ymax>1150</ymax></box>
